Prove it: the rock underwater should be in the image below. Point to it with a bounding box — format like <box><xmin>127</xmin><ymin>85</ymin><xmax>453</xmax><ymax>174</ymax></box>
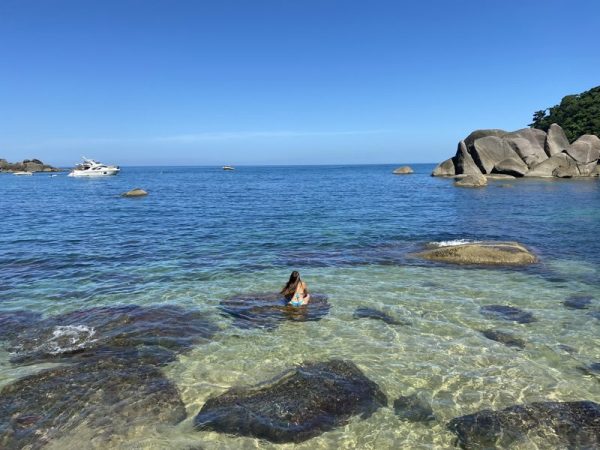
<box><xmin>0</xmin><ymin>357</ymin><xmax>187</xmax><ymax>450</ymax></box>
<box><xmin>479</xmin><ymin>305</ymin><xmax>536</xmax><ymax>324</ymax></box>
<box><xmin>219</xmin><ymin>292</ymin><xmax>330</xmax><ymax>330</ymax></box>
<box><xmin>412</xmin><ymin>242</ymin><xmax>537</xmax><ymax>266</ymax></box>
<box><xmin>194</xmin><ymin>359</ymin><xmax>388</xmax><ymax>443</ymax></box>
<box><xmin>353</xmin><ymin>307</ymin><xmax>409</xmax><ymax>326</ymax></box>
<box><xmin>0</xmin><ymin>304</ymin><xmax>218</xmax><ymax>449</ymax></box>
<box><xmin>447</xmin><ymin>401</ymin><xmax>600</xmax><ymax>449</ymax></box>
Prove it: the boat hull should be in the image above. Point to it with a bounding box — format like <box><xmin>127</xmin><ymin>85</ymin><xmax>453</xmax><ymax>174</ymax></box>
<box><xmin>68</xmin><ymin>168</ymin><xmax>120</xmax><ymax>177</ymax></box>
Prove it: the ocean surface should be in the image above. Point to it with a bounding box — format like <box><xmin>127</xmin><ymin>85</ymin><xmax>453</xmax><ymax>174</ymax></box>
<box><xmin>1</xmin><ymin>164</ymin><xmax>599</xmax><ymax>449</ymax></box>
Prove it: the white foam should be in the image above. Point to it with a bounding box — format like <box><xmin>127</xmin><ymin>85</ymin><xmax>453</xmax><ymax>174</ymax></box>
<box><xmin>429</xmin><ymin>239</ymin><xmax>480</xmax><ymax>247</ymax></box>
<box><xmin>43</xmin><ymin>325</ymin><xmax>97</xmax><ymax>355</ymax></box>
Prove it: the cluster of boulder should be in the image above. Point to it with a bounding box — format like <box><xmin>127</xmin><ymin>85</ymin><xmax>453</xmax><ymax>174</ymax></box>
<box><xmin>432</xmin><ymin>123</ymin><xmax>600</xmax><ymax>179</ymax></box>
<box><xmin>0</xmin><ymin>158</ymin><xmax>59</xmax><ymax>173</ymax></box>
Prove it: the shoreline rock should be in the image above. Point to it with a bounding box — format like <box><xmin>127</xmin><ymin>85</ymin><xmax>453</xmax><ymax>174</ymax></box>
<box><xmin>432</xmin><ymin>124</ymin><xmax>600</xmax><ymax>180</ymax></box>
<box><xmin>0</xmin><ymin>158</ymin><xmax>60</xmax><ymax>173</ymax></box>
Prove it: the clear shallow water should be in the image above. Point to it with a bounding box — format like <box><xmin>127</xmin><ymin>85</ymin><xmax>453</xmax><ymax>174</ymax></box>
<box><xmin>1</xmin><ymin>164</ymin><xmax>599</xmax><ymax>449</ymax></box>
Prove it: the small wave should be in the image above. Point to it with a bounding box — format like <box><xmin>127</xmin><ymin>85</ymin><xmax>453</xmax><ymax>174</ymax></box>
<box><xmin>428</xmin><ymin>239</ymin><xmax>480</xmax><ymax>247</ymax></box>
<box><xmin>44</xmin><ymin>325</ymin><xmax>97</xmax><ymax>355</ymax></box>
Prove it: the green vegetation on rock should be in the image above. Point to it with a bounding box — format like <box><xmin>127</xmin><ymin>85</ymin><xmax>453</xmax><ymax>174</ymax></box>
<box><xmin>530</xmin><ymin>86</ymin><xmax>600</xmax><ymax>142</ymax></box>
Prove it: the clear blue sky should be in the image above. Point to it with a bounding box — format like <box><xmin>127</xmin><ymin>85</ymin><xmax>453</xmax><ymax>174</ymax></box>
<box><xmin>0</xmin><ymin>0</ymin><xmax>598</xmax><ymax>166</ymax></box>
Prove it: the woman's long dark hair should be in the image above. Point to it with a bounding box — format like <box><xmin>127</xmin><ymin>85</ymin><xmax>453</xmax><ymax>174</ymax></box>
<box><xmin>281</xmin><ymin>271</ymin><xmax>301</xmax><ymax>299</ymax></box>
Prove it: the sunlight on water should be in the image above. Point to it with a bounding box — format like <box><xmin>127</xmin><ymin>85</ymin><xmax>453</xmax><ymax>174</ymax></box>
<box><xmin>1</xmin><ymin>166</ymin><xmax>599</xmax><ymax>448</ymax></box>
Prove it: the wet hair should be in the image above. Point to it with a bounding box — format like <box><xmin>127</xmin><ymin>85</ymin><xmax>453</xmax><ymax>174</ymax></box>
<box><xmin>281</xmin><ymin>271</ymin><xmax>303</xmax><ymax>299</ymax></box>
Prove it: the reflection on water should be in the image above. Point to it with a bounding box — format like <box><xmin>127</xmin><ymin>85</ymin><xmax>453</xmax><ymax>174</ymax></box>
<box><xmin>1</xmin><ymin>165</ymin><xmax>599</xmax><ymax>448</ymax></box>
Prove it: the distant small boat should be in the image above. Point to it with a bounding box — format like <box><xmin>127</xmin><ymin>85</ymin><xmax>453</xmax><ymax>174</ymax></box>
<box><xmin>13</xmin><ymin>171</ymin><xmax>33</xmax><ymax>176</ymax></box>
<box><xmin>222</xmin><ymin>166</ymin><xmax>235</xmax><ymax>171</ymax></box>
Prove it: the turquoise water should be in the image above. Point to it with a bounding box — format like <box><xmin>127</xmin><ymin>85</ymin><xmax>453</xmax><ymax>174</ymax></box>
<box><xmin>1</xmin><ymin>164</ymin><xmax>599</xmax><ymax>449</ymax></box>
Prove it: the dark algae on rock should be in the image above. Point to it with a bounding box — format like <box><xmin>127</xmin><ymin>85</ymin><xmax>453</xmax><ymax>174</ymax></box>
<box><xmin>393</xmin><ymin>394</ymin><xmax>435</xmax><ymax>423</ymax></box>
<box><xmin>219</xmin><ymin>292</ymin><xmax>330</xmax><ymax>330</ymax></box>
<box><xmin>447</xmin><ymin>401</ymin><xmax>600</xmax><ymax>449</ymax></box>
<box><xmin>479</xmin><ymin>305</ymin><xmax>536</xmax><ymax>324</ymax></box>
<box><xmin>0</xmin><ymin>304</ymin><xmax>218</xmax><ymax>449</ymax></box>
<box><xmin>353</xmin><ymin>307</ymin><xmax>408</xmax><ymax>326</ymax></box>
<box><xmin>0</xmin><ymin>358</ymin><xmax>187</xmax><ymax>449</ymax></box>
<box><xmin>194</xmin><ymin>359</ymin><xmax>387</xmax><ymax>443</ymax></box>
<box><xmin>480</xmin><ymin>329</ymin><xmax>526</xmax><ymax>349</ymax></box>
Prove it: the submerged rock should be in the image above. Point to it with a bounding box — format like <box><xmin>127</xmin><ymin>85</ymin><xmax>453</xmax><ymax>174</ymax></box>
<box><xmin>0</xmin><ymin>310</ymin><xmax>42</xmax><ymax>341</ymax></box>
<box><xmin>413</xmin><ymin>242</ymin><xmax>536</xmax><ymax>266</ymax></box>
<box><xmin>454</xmin><ymin>174</ymin><xmax>487</xmax><ymax>188</ymax></box>
<box><xmin>480</xmin><ymin>329</ymin><xmax>525</xmax><ymax>349</ymax></box>
<box><xmin>6</xmin><ymin>305</ymin><xmax>217</xmax><ymax>364</ymax></box>
<box><xmin>447</xmin><ymin>401</ymin><xmax>600</xmax><ymax>449</ymax></box>
<box><xmin>393</xmin><ymin>394</ymin><xmax>435</xmax><ymax>423</ymax></box>
<box><xmin>480</xmin><ymin>305</ymin><xmax>536</xmax><ymax>324</ymax></box>
<box><xmin>194</xmin><ymin>359</ymin><xmax>387</xmax><ymax>443</ymax></box>
<box><xmin>0</xmin><ymin>358</ymin><xmax>186</xmax><ymax>449</ymax></box>
<box><xmin>577</xmin><ymin>362</ymin><xmax>600</xmax><ymax>377</ymax></box>
<box><xmin>219</xmin><ymin>292</ymin><xmax>330</xmax><ymax>330</ymax></box>
<box><xmin>122</xmin><ymin>188</ymin><xmax>148</xmax><ymax>197</ymax></box>
<box><xmin>563</xmin><ymin>295</ymin><xmax>594</xmax><ymax>310</ymax></box>
<box><xmin>353</xmin><ymin>307</ymin><xmax>408</xmax><ymax>326</ymax></box>
<box><xmin>393</xmin><ymin>166</ymin><xmax>414</xmax><ymax>174</ymax></box>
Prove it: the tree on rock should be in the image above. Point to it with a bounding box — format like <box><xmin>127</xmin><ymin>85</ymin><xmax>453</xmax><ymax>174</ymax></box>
<box><xmin>529</xmin><ymin>85</ymin><xmax>600</xmax><ymax>142</ymax></box>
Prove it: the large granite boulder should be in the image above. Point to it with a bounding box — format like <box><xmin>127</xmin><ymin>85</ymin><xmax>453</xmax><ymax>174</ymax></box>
<box><xmin>454</xmin><ymin>140</ymin><xmax>482</xmax><ymax>175</ymax></box>
<box><xmin>493</xmin><ymin>157</ymin><xmax>529</xmax><ymax>177</ymax></box>
<box><xmin>413</xmin><ymin>242</ymin><xmax>536</xmax><ymax>265</ymax></box>
<box><xmin>194</xmin><ymin>359</ymin><xmax>388</xmax><ymax>443</ymax></box>
<box><xmin>471</xmin><ymin>136</ymin><xmax>521</xmax><ymax>174</ymax></box>
<box><xmin>545</xmin><ymin>123</ymin><xmax>571</xmax><ymax>156</ymax></box>
<box><xmin>447</xmin><ymin>401</ymin><xmax>600</xmax><ymax>449</ymax></box>
<box><xmin>504</xmin><ymin>136</ymin><xmax>547</xmax><ymax>168</ymax></box>
<box><xmin>454</xmin><ymin>174</ymin><xmax>487</xmax><ymax>188</ymax></box>
<box><xmin>463</xmin><ymin>129</ymin><xmax>507</xmax><ymax>150</ymax></box>
<box><xmin>506</xmin><ymin>127</ymin><xmax>547</xmax><ymax>154</ymax></box>
<box><xmin>432</xmin><ymin>158</ymin><xmax>455</xmax><ymax>176</ymax></box>
<box><xmin>525</xmin><ymin>153</ymin><xmax>578</xmax><ymax>177</ymax></box>
<box><xmin>0</xmin><ymin>358</ymin><xmax>187</xmax><ymax>449</ymax></box>
<box><xmin>566</xmin><ymin>135</ymin><xmax>600</xmax><ymax>176</ymax></box>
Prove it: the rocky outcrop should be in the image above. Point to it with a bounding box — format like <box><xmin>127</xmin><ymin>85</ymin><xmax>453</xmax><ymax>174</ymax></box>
<box><xmin>454</xmin><ymin>174</ymin><xmax>487</xmax><ymax>188</ymax></box>
<box><xmin>194</xmin><ymin>359</ymin><xmax>387</xmax><ymax>443</ymax></box>
<box><xmin>122</xmin><ymin>188</ymin><xmax>148</xmax><ymax>197</ymax></box>
<box><xmin>413</xmin><ymin>242</ymin><xmax>537</xmax><ymax>266</ymax></box>
<box><xmin>432</xmin><ymin>124</ymin><xmax>600</xmax><ymax>179</ymax></box>
<box><xmin>448</xmin><ymin>401</ymin><xmax>600</xmax><ymax>449</ymax></box>
<box><xmin>392</xmin><ymin>166</ymin><xmax>414</xmax><ymax>174</ymax></box>
<box><xmin>0</xmin><ymin>158</ymin><xmax>60</xmax><ymax>173</ymax></box>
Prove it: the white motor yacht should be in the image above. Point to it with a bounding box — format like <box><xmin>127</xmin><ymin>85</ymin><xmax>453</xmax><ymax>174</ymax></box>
<box><xmin>13</xmin><ymin>171</ymin><xmax>33</xmax><ymax>176</ymax></box>
<box><xmin>222</xmin><ymin>166</ymin><xmax>235</xmax><ymax>171</ymax></box>
<box><xmin>68</xmin><ymin>158</ymin><xmax>120</xmax><ymax>177</ymax></box>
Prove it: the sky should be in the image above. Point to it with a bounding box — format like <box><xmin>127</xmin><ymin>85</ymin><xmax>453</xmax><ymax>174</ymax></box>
<box><xmin>0</xmin><ymin>0</ymin><xmax>599</xmax><ymax>166</ymax></box>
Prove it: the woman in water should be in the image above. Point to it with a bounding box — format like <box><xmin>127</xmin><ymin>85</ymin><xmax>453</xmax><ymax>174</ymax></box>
<box><xmin>281</xmin><ymin>271</ymin><xmax>311</xmax><ymax>307</ymax></box>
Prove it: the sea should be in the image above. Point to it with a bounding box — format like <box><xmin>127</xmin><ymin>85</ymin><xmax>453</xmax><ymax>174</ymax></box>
<box><xmin>1</xmin><ymin>164</ymin><xmax>599</xmax><ymax>449</ymax></box>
